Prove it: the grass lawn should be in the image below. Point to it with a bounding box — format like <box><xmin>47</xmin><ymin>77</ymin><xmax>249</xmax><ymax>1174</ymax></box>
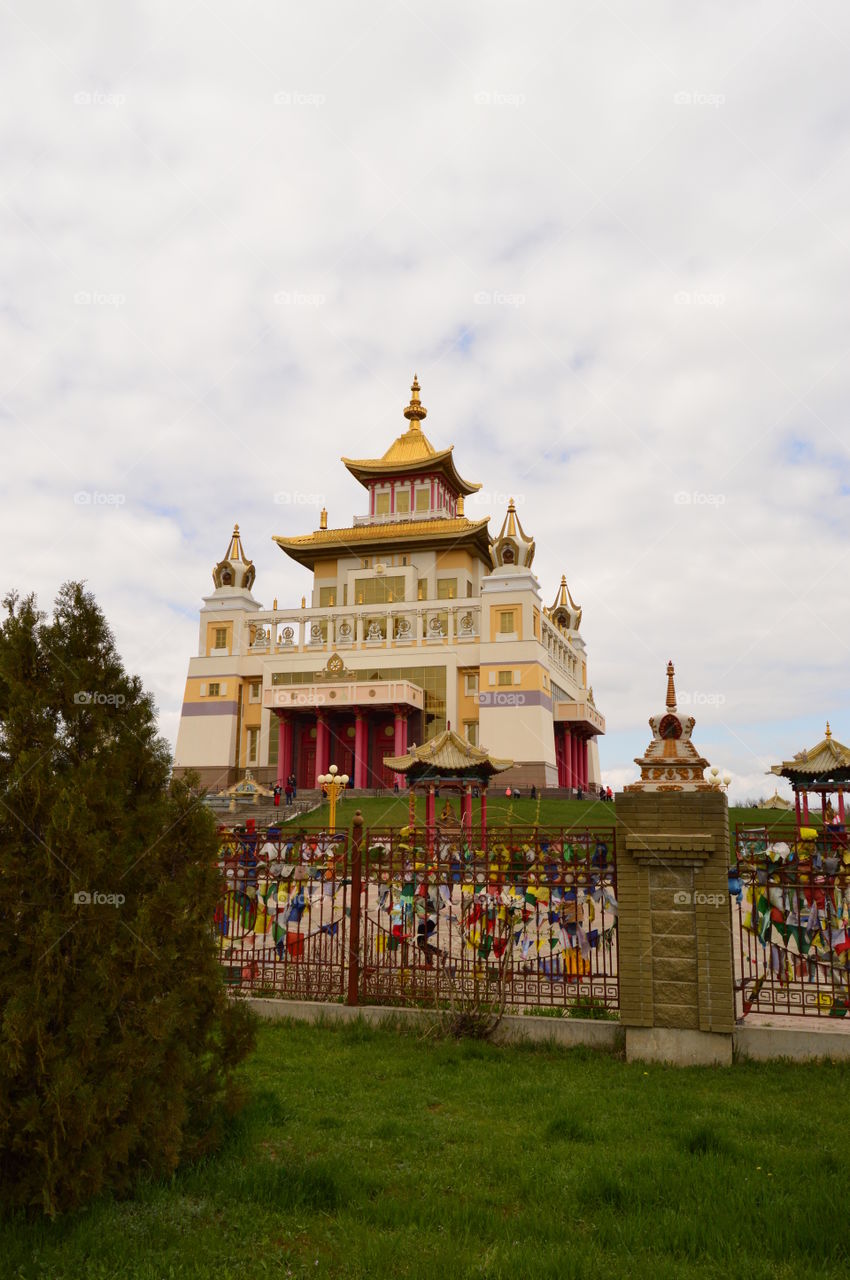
<box><xmin>4</xmin><ymin>1018</ymin><xmax>848</xmax><ymax>1279</ymax></box>
<box><xmin>294</xmin><ymin>794</ymin><xmax>800</xmax><ymax>857</ymax></box>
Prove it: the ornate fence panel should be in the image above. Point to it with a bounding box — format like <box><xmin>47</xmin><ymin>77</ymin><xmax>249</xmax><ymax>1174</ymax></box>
<box><xmin>215</xmin><ymin>823</ymin><xmax>619</xmax><ymax>1013</ymax></box>
<box><xmin>733</xmin><ymin>826</ymin><xmax>850</xmax><ymax>1019</ymax></box>
<box><xmin>216</xmin><ymin>828</ymin><xmax>351</xmax><ymax>1000</ymax></box>
<box><xmin>357</xmin><ymin>825</ymin><xmax>618</xmax><ymax>1012</ymax></box>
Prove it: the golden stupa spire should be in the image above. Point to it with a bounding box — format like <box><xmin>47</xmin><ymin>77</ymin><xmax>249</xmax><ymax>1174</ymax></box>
<box><xmin>506</xmin><ymin>497</ymin><xmax>517</xmax><ymax>536</ymax></box>
<box><xmin>403</xmin><ymin>374</ymin><xmax>427</xmax><ymax>427</ymax></box>
<box><xmin>666</xmin><ymin>660</ymin><xmax>677</xmax><ymax>711</ymax></box>
<box><xmin>826</xmin><ymin>721</ymin><xmax>832</xmax><ymax>738</ymax></box>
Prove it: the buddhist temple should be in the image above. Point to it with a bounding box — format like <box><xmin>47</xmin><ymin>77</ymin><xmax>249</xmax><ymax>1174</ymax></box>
<box><xmin>174</xmin><ymin>378</ymin><xmax>605</xmax><ymax>791</ymax></box>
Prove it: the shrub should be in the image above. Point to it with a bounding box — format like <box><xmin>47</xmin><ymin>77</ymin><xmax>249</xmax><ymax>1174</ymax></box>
<box><xmin>0</xmin><ymin>584</ymin><xmax>255</xmax><ymax>1214</ymax></box>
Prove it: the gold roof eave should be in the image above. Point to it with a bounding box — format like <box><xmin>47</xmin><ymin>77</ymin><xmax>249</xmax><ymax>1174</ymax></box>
<box><xmin>274</xmin><ymin>516</ymin><xmax>492</xmax><ymax>570</ymax></box>
<box><xmin>341</xmin><ymin>445</ymin><xmax>482</xmax><ymax>496</ymax></box>
<box><xmin>384</xmin><ymin>726</ymin><xmax>513</xmax><ymax>776</ymax></box>
<box><xmin>769</xmin><ymin>724</ymin><xmax>850</xmax><ymax>778</ymax></box>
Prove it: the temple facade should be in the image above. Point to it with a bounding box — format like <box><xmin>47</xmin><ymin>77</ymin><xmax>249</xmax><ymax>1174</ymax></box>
<box><xmin>174</xmin><ymin>378</ymin><xmax>605</xmax><ymax>791</ymax></box>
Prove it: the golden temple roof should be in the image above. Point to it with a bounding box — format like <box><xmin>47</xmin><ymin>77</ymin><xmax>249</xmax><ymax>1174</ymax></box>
<box><xmin>274</xmin><ymin>515</ymin><xmax>492</xmax><ymax>570</ymax></box>
<box><xmin>341</xmin><ymin>376</ymin><xmax>481</xmax><ymax>495</ymax></box>
<box><xmin>770</xmin><ymin>724</ymin><xmax>850</xmax><ymax>778</ymax></box>
<box><xmin>384</xmin><ymin>725</ymin><xmax>513</xmax><ymax>776</ymax></box>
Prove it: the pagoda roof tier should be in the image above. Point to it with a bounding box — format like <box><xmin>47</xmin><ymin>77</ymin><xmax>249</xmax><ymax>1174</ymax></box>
<box><xmin>769</xmin><ymin>724</ymin><xmax>850</xmax><ymax>784</ymax></box>
<box><xmin>274</xmin><ymin>515</ymin><xmax>492</xmax><ymax>570</ymax></box>
<box><xmin>341</xmin><ymin>375</ymin><xmax>481</xmax><ymax>496</ymax></box>
<box><xmin>342</xmin><ymin>439</ymin><xmax>482</xmax><ymax>495</ymax></box>
<box><xmin>384</xmin><ymin>726</ymin><xmax>513</xmax><ymax>780</ymax></box>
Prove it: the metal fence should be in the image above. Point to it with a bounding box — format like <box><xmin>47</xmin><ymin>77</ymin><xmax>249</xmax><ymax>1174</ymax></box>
<box><xmin>215</xmin><ymin>823</ymin><xmax>619</xmax><ymax>1013</ymax></box>
<box><xmin>733</xmin><ymin>825</ymin><xmax>850</xmax><ymax>1019</ymax></box>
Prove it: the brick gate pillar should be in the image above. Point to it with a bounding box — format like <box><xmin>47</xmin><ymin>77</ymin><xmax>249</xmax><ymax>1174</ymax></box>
<box><xmin>614</xmin><ymin>661</ymin><xmax>736</xmax><ymax>1066</ymax></box>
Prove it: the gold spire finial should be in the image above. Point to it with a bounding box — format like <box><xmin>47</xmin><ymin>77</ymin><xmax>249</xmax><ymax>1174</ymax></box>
<box><xmin>403</xmin><ymin>373</ymin><xmax>427</xmax><ymax>426</ymax></box>
<box><xmin>826</xmin><ymin>721</ymin><xmax>832</xmax><ymax>738</ymax></box>
<box><xmin>319</xmin><ymin>507</ymin><xmax>327</xmax><ymax>530</ymax></box>
<box><xmin>457</xmin><ymin>495</ymin><xmax>464</xmax><ymax>516</ymax></box>
<box><xmin>233</xmin><ymin>523</ymin><xmax>239</xmax><ymax>535</ymax></box>
<box><xmin>666</xmin><ymin>660</ymin><xmax>677</xmax><ymax>711</ymax></box>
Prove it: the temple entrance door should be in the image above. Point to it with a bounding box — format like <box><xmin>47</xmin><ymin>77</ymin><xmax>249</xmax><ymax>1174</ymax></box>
<box><xmin>299</xmin><ymin>730</ymin><xmax>316</xmax><ymax>789</ymax></box>
<box><xmin>328</xmin><ymin>721</ymin><xmax>355</xmax><ymax>782</ymax></box>
<box><xmin>375</xmin><ymin>720</ymin><xmax>397</xmax><ymax>789</ymax></box>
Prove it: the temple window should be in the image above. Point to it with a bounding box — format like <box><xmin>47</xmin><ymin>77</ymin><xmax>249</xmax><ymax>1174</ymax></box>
<box><xmin>464</xmin><ymin>672</ymin><xmax>479</xmax><ymax>694</ymax></box>
<box><xmin>437</xmin><ymin>577</ymin><xmax>457</xmax><ymax>600</ymax></box>
<box><xmin>248</xmin><ymin>681</ymin><xmax>261</xmax><ymax>702</ymax></box>
<box><xmin>214</xmin><ymin>627</ymin><xmax>228</xmax><ymax>649</ymax></box>
<box><xmin>247</xmin><ymin>728</ymin><xmax>259</xmax><ymax>763</ymax></box>
<box><xmin>354</xmin><ymin>575</ymin><xmax>406</xmax><ymax>605</ymax></box>
<box><xmin>415</xmin><ymin>488</ymin><xmax>429</xmax><ymax>512</ymax></box>
<box><xmin>375</xmin><ymin>492</ymin><xmax>390</xmax><ymax>515</ymax></box>
<box><xmin>319</xmin><ymin>587</ymin><xmax>336</xmax><ymax>607</ymax></box>
<box><xmin>497</xmin><ymin>671</ymin><xmax>513</xmax><ymax>687</ymax></box>
<box><xmin>208</xmin><ymin>682</ymin><xmax>221</xmax><ymax>697</ymax></box>
<box><xmin>499</xmin><ymin>610</ymin><xmax>516</xmax><ymax>634</ymax></box>
<box><xmin>396</xmin><ymin>490</ymin><xmax>410</xmax><ymax>514</ymax></box>
<box><xmin>464</xmin><ymin>721</ymin><xmax>479</xmax><ymax>746</ymax></box>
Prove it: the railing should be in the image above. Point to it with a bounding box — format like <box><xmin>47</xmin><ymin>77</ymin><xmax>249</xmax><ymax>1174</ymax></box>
<box><xmin>215</xmin><ymin>823</ymin><xmax>619</xmax><ymax>1013</ymax></box>
<box><xmin>732</xmin><ymin>825</ymin><xmax>850</xmax><ymax>1019</ymax></box>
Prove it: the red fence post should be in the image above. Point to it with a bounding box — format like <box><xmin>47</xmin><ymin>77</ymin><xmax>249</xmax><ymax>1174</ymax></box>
<box><xmin>347</xmin><ymin>810</ymin><xmax>363</xmax><ymax>1006</ymax></box>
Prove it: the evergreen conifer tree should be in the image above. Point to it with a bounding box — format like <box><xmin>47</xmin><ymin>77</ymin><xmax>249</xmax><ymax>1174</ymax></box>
<box><xmin>0</xmin><ymin>583</ymin><xmax>254</xmax><ymax>1214</ymax></box>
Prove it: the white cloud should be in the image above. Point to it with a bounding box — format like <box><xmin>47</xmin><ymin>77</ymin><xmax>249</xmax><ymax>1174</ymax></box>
<box><xmin>2</xmin><ymin>0</ymin><xmax>850</xmax><ymax>800</ymax></box>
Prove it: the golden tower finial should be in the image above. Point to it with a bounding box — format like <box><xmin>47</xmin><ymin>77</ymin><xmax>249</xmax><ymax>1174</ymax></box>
<box><xmin>666</xmin><ymin>660</ymin><xmax>677</xmax><ymax>711</ymax></box>
<box><xmin>403</xmin><ymin>373</ymin><xmax>427</xmax><ymax>426</ymax></box>
<box><xmin>457</xmin><ymin>494</ymin><xmax>464</xmax><ymax>516</ymax></box>
<box><xmin>319</xmin><ymin>507</ymin><xmax>328</xmax><ymax>530</ymax></box>
<box><xmin>826</xmin><ymin>721</ymin><xmax>832</xmax><ymax>738</ymax></box>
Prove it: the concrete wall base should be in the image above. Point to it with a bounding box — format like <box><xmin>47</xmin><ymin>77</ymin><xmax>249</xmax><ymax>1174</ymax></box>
<box><xmin>734</xmin><ymin>1024</ymin><xmax>850</xmax><ymax>1062</ymax></box>
<box><xmin>243</xmin><ymin>997</ymin><xmax>623</xmax><ymax>1051</ymax></box>
<box><xmin>626</xmin><ymin>1026</ymin><xmax>733</xmax><ymax>1066</ymax></box>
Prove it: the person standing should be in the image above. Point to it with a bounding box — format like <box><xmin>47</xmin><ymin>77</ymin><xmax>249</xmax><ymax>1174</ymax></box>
<box><xmin>288</xmin><ymin>771</ymin><xmax>297</xmax><ymax>801</ymax></box>
<box><xmin>284</xmin><ymin>778</ymin><xmax>294</xmax><ymax>806</ymax></box>
<box><xmin>273</xmin><ymin>783</ymin><xmax>281</xmax><ymax>809</ymax></box>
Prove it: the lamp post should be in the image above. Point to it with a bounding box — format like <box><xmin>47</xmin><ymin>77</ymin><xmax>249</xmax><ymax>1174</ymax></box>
<box><xmin>709</xmin><ymin>767</ymin><xmax>732</xmax><ymax>794</ymax></box>
<box><xmin>318</xmin><ymin>763</ymin><xmax>349</xmax><ymax>834</ymax></box>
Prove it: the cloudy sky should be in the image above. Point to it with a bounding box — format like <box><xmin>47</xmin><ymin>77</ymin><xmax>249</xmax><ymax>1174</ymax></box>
<box><xmin>3</xmin><ymin>0</ymin><xmax>850</xmax><ymax>799</ymax></box>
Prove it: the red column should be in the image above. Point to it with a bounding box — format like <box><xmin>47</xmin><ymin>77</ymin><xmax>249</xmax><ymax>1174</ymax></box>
<box><xmin>581</xmin><ymin>735</ymin><xmax>589</xmax><ymax>791</ymax></box>
<box><xmin>802</xmin><ymin>791</ymin><xmax>810</xmax><ymax>824</ymax></box>
<box><xmin>426</xmin><ymin>785</ymin><xmax>435</xmax><ymax>856</ymax></box>
<box><xmin>794</xmin><ymin>788</ymin><xmax>801</xmax><ymax>831</ymax></box>
<box><xmin>315</xmin><ymin>712</ymin><xmax>329</xmax><ymax>786</ymax></box>
<box><xmin>393</xmin><ymin>707</ymin><xmax>408</xmax><ymax>788</ymax></box>
<box><xmin>569</xmin><ymin>733</ymin><xmax>578</xmax><ymax>791</ymax></box>
<box><xmin>462</xmin><ymin>785</ymin><xmax>472</xmax><ymax>836</ymax></box>
<box><xmin>561</xmin><ymin>728</ymin><xmax>570</xmax><ymax>788</ymax></box>
<box><xmin>480</xmin><ymin>789</ymin><xmax>487</xmax><ymax>851</ymax></box>
<box><xmin>276</xmin><ymin>713</ymin><xmax>292</xmax><ymax>787</ymax></box>
<box><xmin>354</xmin><ymin>711</ymin><xmax>368</xmax><ymax>789</ymax></box>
